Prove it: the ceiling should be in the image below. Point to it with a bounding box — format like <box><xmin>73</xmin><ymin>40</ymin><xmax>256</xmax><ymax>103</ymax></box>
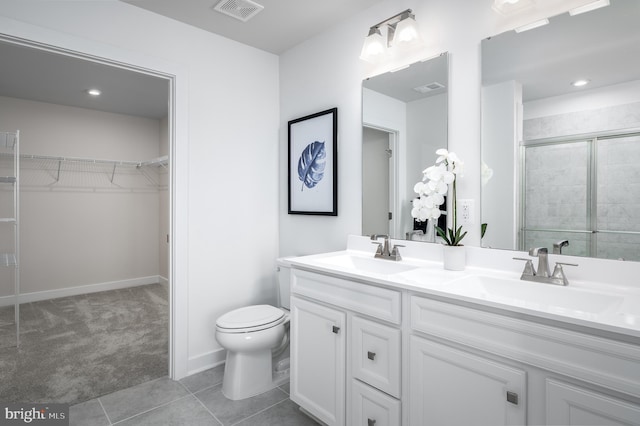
<box><xmin>1</xmin><ymin>0</ymin><xmax>636</xmax><ymax>119</ymax></box>
<box><xmin>482</xmin><ymin>0</ymin><xmax>640</xmax><ymax>102</ymax></box>
<box><xmin>363</xmin><ymin>55</ymin><xmax>448</xmax><ymax>103</ymax></box>
<box><xmin>120</xmin><ymin>0</ymin><xmax>387</xmax><ymax>54</ymax></box>
<box><xmin>0</xmin><ymin>0</ymin><xmax>385</xmax><ymax>119</ymax></box>
<box><xmin>0</xmin><ymin>40</ymin><xmax>169</xmax><ymax>119</ymax></box>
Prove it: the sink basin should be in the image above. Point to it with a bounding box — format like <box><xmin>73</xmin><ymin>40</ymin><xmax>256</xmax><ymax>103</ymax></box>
<box><xmin>445</xmin><ymin>275</ymin><xmax>624</xmax><ymax>319</ymax></box>
<box><xmin>314</xmin><ymin>253</ymin><xmax>419</xmax><ymax>275</ymax></box>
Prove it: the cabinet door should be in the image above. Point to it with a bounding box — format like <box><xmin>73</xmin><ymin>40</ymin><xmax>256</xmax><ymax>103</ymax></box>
<box><xmin>546</xmin><ymin>379</ymin><xmax>640</xmax><ymax>426</ymax></box>
<box><xmin>409</xmin><ymin>336</ymin><xmax>526</xmax><ymax>426</ymax></box>
<box><xmin>290</xmin><ymin>296</ymin><xmax>346</xmax><ymax>426</ymax></box>
<box><xmin>351</xmin><ymin>379</ymin><xmax>401</xmax><ymax>426</ymax></box>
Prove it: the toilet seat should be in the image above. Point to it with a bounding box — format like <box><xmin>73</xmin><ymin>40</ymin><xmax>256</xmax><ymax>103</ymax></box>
<box><xmin>216</xmin><ymin>305</ymin><xmax>285</xmax><ymax>333</ymax></box>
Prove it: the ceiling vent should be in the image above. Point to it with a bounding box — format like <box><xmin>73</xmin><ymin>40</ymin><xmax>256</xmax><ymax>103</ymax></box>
<box><xmin>213</xmin><ymin>0</ymin><xmax>264</xmax><ymax>22</ymax></box>
<box><xmin>413</xmin><ymin>82</ymin><xmax>445</xmax><ymax>94</ymax></box>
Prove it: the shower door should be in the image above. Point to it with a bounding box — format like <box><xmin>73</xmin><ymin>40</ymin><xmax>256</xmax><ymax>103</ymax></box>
<box><xmin>521</xmin><ymin>132</ymin><xmax>640</xmax><ymax>261</ymax></box>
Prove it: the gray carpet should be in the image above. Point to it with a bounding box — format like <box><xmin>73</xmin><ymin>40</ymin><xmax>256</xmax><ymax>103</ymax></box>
<box><xmin>0</xmin><ymin>283</ymin><xmax>168</xmax><ymax>405</ymax></box>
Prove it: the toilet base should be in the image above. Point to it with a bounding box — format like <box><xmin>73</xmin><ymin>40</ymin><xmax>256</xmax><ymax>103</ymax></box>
<box><xmin>222</xmin><ymin>351</ymin><xmax>290</xmax><ymax>400</ymax></box>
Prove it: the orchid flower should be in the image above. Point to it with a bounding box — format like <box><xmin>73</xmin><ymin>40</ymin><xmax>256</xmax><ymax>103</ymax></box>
<box><xmin>411</xmin><ymin>148</ymin><xmax>467</xmax><ymax>246</ymax></box>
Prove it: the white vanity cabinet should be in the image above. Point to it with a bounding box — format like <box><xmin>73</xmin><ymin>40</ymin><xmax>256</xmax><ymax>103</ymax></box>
<box><xmin>290</xmin><ymin>296</ymin><xmax>346</xmax><ymax>426</ymax></box>
<box><xmin>290</xmin><ymin>268</ymin><xmax>402</xmax><ymax>426</ymax></box>
<box><xmin>289</xmin><ymin>259</ymin><xmax>640</xmax><ymax>426</ymax></box>
<box><xmin>408</xmin><ymin>335</ymin><xmax>526</xmax><ymax>425</ymax></box>
<box><xmin>410</xmin><ymin>294</ymin><xmax>640</xmax><ymax>426</ymax></box>
<box><xmin>546</xmin><ymin>379</ymin><xmax>640</xmax><ymax>425</ymax></box>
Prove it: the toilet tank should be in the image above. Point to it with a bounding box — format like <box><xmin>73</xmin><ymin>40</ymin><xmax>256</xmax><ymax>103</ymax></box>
<box><xmin>276</xmin><ymin>257</ymin><xmax>292</xmax><ymax>310</ymax></box>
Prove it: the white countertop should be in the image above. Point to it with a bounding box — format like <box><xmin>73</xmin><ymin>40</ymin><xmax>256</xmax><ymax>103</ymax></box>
<box><xmin>287</xmin><ymin>237</ymin><xmax>640</xmax><ymax>341</ymax></box>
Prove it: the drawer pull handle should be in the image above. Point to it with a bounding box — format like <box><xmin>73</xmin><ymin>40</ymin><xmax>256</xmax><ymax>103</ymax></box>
<box><xmin>367</xmin><ymin>351</ymin><xmax>376</xmax><ymax>361</ymax></box>
<box><xmin>368</xmin><ymin>419</ymin><xmax>376</xmax><ymax>426</ymax></box>
<box><xmin>332</xmin><ymin>325</ymin><xmax>340</xmax><ymax>334</ymax></box>
<box><xmin>506</xmin><ymin>391</ymin><xmax>519</xmax><ymax>405</ymax></box>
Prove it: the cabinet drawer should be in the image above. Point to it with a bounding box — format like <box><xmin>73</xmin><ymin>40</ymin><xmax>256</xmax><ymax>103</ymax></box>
<box><xmin>351</xmin><ymin>316</ymin><xmax>401</xmax><ymax>398</ymax></box>
<box><xmin>351</xmin><ymin>379</ymin><xmax>401</xmax><ymax>426</ymax></box>
<box><xmin>292</xmin><ymin>269</ymin><xmax>401</xmax><ymax>324</ymax></box>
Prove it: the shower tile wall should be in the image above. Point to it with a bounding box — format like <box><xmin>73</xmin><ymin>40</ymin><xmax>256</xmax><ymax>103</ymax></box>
<box><xmin>524</xmin><ymin>102</ymin><xmax>640</xmax><ymax>261</ymax></box>
<box><xmin>524</xmin><ymin>143</ymin><xmax>589</xmax><ymax>257</ymax></box>
<box><xmin>597</xmin><ymin>135</ymin><xmax>640</xmax><ymax>260</ymax></box>
<box><xmin>524</xmin><ymin>101</ymin><xmax>640</xmax><ymax>141</ymax></box>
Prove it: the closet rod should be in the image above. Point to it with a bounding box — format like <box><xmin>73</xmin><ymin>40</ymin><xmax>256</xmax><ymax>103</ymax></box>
<box><xmin>1</xmin><ymin>153</ymin><xmax>169</xmax><ymax>167</ymax></box>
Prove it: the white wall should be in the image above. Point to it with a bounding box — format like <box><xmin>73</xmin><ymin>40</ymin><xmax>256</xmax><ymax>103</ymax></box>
<box><xmin>406</xmin><ymin>93</ymin><xmax>448</xmax><ymax>236</ymax></box>
<box><xmin>481</xmin><ymin>81</ymin><xmax>521</xmax><ymax>249</ymax></box>
<box><xmin>0</xmin><ymin>1</ymin><xmax>279</xmax><ymax>376</ymax></box>
<box><xmin>279</xmin><ymin>0</ymin><xmax>500</xmax><ymax>256</ymax></box>
<box><xmin>0</xmin><ymin>96</ymin><xmax>162</xmax><ymax>297</ymax></box>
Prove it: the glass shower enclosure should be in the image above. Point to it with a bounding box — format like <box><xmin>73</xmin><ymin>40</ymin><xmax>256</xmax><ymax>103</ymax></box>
<box><xmin>521</xmin><ymin>132</ymin><xmax>640</xmax><ymax>261</ymax></box>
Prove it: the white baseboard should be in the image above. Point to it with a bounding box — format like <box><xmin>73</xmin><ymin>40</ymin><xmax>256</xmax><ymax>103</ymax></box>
<box><xmin>0</xmin><ymin>275</ymin><xmax>163</xmax><ymax>306</ymax></box>
<box><xmin>188</xmin><ymin>348</ymin><xmax>227</xmax><ymax>376</ymax></box>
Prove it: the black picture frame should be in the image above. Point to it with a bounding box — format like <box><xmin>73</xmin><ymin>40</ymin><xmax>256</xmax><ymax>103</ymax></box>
<box><xmin>288</xmin><ymin>108</ymin><xmax>338</xmax><ymax>215</ymax></box>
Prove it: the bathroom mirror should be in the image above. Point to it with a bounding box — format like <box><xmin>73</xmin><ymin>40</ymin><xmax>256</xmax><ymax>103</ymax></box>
<box><xmin>362</xmin><ymin>53</ymin><xmax>448</xmax><ymax>241</ymax></box>
<box><xmin>481</xmin><ymin>0</ymin><xmax>640</xmax><ymax>261</ymax></box>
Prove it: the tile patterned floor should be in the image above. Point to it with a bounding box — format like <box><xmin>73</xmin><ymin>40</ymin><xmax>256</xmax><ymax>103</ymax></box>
<box><xmin>69</xmin><ymin>365</ymin><xmax>319</xmax><ymax>426</ymax></box>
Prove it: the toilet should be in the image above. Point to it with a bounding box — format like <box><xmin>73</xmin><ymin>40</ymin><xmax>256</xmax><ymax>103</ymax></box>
<box><xmin>215</xmin><ymin>258</ymin><xmax>292</xmax><ymax>400</ymax></box>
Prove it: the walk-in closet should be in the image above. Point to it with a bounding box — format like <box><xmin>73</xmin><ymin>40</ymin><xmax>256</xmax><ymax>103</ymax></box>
<box><xmin>0</xmin><ymin>39</ymin><xmax>171</xmax><ymax>404</ymax></box>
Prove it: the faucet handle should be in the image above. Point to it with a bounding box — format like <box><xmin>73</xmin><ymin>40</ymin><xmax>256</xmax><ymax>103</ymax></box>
<box><xmin>390</xmin><ymin>244</ymin><xmax>404</xmax><ymax>260</ymax></box>
<box><xmin>371</xmin><ymin>241</ymin><xmax>383</xmax><ymax>255</ymax></box>
<box><xmin>551</xmin><ymin>262</ymin><xmax>578</xmax><ymax>286</ymax></box>
<box><xmin>513</xmin><ymin>257</ymin><xmax>536</xmax><ymax>276</ymax></box>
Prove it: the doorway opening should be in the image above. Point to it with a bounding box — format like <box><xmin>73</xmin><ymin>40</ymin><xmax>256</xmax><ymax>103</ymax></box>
<box><xmin>0</xmin><ymin>35</ymin><xmax>175</xmax><ymax>405</ymax></box>
<box><xmin>362</xmin><ymin>125</ymin><xmax>398</xmax><ymax>237</ymax></box>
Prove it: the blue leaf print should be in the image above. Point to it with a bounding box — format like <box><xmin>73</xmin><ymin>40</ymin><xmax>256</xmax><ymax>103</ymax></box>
<box><xmin>297</xmin><ymin>141</ymin><xmax>326</xmax><ymax>191</ymax></box>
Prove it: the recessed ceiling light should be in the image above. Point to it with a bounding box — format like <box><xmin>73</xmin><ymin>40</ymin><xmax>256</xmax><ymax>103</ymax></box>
<box><xmin>86</xmin><ymin>89</ymin><xmax>101</xmax><ymax>96</ymax></box>
<box><xmin>571</xmin><ymin>79</ymin><xmax>590</xmax><ymax>87</ymax></box>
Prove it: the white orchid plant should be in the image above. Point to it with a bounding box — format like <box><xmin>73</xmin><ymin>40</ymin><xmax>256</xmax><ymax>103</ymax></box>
<box><xmin>411</xmin><ymin>148</ymin><xmax>467</xmax><ymax>246</ymax></box>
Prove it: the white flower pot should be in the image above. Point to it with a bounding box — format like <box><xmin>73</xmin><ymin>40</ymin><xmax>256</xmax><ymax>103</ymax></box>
<box><xmin>443</xmin><ymin>245</ymin><xmax>465</xmax><ymax>271</ymax></box>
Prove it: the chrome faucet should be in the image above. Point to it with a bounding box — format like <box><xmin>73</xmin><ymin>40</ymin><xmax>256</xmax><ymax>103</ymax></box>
<box><xmin>529</xmin><ymin>247</ymin><xmax>550</xmax><ymax>277</ymax></box>
<box><xmin>553</xmin><ymin>240</ymin><xmax>569</xmax><ymax>254</ymax></box>
<box><xmin>513</xmin><ymin>247</ymin><xmax>578</xmax><ymax>286</ymax></box>
<box><xmin>370</xmin><ymin>234</ymin><xmax>403</xmax><ymax>261</ymax></box>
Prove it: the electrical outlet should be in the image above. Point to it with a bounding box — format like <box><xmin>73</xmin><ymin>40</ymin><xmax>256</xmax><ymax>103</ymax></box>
<box><xmin>458</xmin><ymin>199</ymin><xmax>474</xmax><ymax>225</ymax></box>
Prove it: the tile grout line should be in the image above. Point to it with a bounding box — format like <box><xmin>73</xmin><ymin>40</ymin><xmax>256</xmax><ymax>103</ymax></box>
<box><xmin>178</xmin><ymin>379</ymin><xmax>225</xmax><ymax>425</ymax></box>
<box><xmin>97</xmin><ymin>398</ymin><xmax>113</xmax><ymax>426</ymax></box>
<box><xmin>110</xmin><ymin>394</ymin><xmax>193</xmax><ymax>425</ymax></box>
<box><xmin>228</xmin><ymin>390</ymin><xmax>290</xmax><ymax>426</ymax></box>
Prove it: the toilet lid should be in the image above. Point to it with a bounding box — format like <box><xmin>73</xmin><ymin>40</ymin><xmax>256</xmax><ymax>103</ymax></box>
<box><xmin>216</xmin><ymin>305</ymin><xmax>285</xmax><ymax>330</ymax></box>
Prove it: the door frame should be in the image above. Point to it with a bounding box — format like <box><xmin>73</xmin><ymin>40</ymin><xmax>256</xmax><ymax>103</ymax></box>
<box><xmin>0</xmin><ymin>18</ymin><xmax>189</xmax><ymax>379</ymax></box>
<box><xmin>362</xmin><ymin>124</ymin><xmax>400</xmax><ymax>239</ymax></box>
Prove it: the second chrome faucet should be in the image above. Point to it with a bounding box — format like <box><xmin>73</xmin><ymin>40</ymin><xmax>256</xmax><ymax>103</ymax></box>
<box><xmin>514</xmin><ymin>247</ymin><xmax>578</xmax><ymax>286</ymax></box>
<box><xmin>370</xmin><ymin>234</ymin><xmax>403</xmax><ymax>261</ymax></box>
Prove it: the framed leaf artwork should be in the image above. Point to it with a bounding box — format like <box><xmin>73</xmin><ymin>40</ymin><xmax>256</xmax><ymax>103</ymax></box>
<box><xmin>288</xmin><ymin>108</ymin><xmax>338</xmax><ymax>215</ymax></box>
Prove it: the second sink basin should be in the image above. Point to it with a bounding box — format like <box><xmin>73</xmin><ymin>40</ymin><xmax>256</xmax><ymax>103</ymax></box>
<box><xmin>444</xmin><ymin>274</ymin><xmax>624</xmax><ymax>319</ymax></box>
<box><xmin>315</xmin><ymin>253</ymin><xmax>419</xmax><ymax>275</ymax></box>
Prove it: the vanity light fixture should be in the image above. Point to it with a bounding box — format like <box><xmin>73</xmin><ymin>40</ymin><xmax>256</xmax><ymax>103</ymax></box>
<box><xmin>86</xmin><ymin>88</ymin><xmax>101</xmax><ymax>97</ymax></box>
<box><xmin>360</xmin><ymin>9</ymin><xmax>423</xmax><ymax>63</ymax></box>
<box><xmin>569</xmin><ymin>0</ymin><xmax>609</xmax><ymax>16</ymax></box>
<box><xmin>514</xmin><ymin>18</ymin><xmax>549</xmax><ymax>33</ymax></box>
